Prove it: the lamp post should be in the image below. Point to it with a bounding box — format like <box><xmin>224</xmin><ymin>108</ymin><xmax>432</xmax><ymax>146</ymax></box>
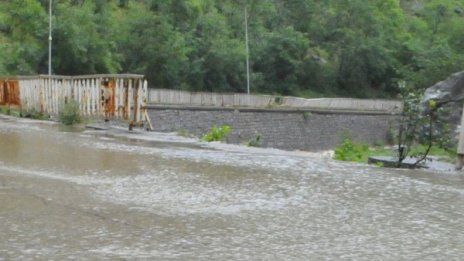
<box><xmin>245</xmin><ymin>6</ymin><xmax>250</xmax><ymax>95</ymax></box>
<box><xmin>48</xmin><ymin>0</ymin><xmax>52</xmax><ymax>76</ymax></box>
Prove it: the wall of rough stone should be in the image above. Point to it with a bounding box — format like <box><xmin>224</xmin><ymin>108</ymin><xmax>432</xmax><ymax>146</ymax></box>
<box><xmin>147</xmin><ymin>106</ymin><xmax>398</xmax><ymax>151</ymax></box>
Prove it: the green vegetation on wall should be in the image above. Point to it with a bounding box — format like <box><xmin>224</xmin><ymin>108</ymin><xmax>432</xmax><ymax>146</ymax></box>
<box><xmin>1</xmin><ymin>0</ymin><xmax>464</xmax><ymax>98</ymax></box>
<box><xmin>202</xmin><ymin>125</ymin><xmax>231</xmax><ymax>142</ymax></box>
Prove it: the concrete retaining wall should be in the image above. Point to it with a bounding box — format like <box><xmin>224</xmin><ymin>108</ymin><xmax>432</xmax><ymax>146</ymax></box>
<box><xmin>147</xmin><ymin>106</ymin><xmax>398</xmax><ymax>151</ymax></box>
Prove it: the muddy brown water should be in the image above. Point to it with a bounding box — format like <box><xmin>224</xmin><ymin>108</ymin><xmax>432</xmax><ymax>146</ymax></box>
<box><xmin>1</xmin><ymin>115</ymin><xmax>464</xmax><ymax>260</ymax></box>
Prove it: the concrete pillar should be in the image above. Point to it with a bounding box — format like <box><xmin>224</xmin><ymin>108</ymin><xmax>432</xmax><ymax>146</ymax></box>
<box><xmin>456</xmin><ymin>103</ymin><xmax>464</xmax><ymax>170</ymax></box>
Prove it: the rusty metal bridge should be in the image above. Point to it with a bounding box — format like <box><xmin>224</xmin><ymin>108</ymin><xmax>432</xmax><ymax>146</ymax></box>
<box><xmin>0</xmin><ymin>74</ymin><xmax>151</xmax><ymax>129</ymax></box>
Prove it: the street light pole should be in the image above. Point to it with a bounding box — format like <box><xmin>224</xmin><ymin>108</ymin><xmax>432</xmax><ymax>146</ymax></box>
<box><xmin>48</xmin><ymin>0</ymin><xmax>52</xmax><ymax>76</ymax></box>
<box><xmin>245</xmin><ymin>6</ymin><xmax>250</xmax><ymax>95</ymax></box>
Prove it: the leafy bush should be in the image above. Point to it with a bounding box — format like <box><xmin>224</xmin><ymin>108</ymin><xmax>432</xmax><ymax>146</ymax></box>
<box><xmin>59</xmin><ymin>100</ymin><xmax>81</xmax><ymax>125</ymax></box>
<box><xmin>247</xmin><ymin>134</ymin><xmax>262</xmax><ymax>147</ymax></box>
<box><xmin>303</xmin><ymin>112</ymin><xmax>312</xmax><ymax>120</ymax></box>
<box><xmin>202</xmin><ymin>125</ymin><xmax>231</xmax><ymax>142</ymax></box>
<box><xmin>334</xmin><ymin>138</ymin><xmax>369</xmax><ymax>163</ymax></box>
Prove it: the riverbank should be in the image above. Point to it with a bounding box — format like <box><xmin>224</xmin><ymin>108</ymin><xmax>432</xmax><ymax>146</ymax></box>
<box><xmin>331</xmin><ymin>137</ymin><xmax>459</xmax><ymax>173</ymax></box>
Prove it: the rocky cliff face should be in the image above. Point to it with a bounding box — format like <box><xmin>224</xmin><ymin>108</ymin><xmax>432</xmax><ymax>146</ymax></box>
<box><xmin>422</xmin><ymin>71</ymin><xmax>464</xmax><ymax>139</ymax></box>
<box><xmin>422</xmin><ymin>71</ymin><xmax>464</xmax><ymax>105</ymax></box>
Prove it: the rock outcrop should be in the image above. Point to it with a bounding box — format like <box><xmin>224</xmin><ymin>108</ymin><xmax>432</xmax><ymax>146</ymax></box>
<box><xmin>422</xmin><ymin>71</ymin><xmax>464</xmax><ymax>139</ymax></box>
<box><xmin>422</xmin><ymin>71</ymin><xmax>464</xmax><ymax>105</ymax></box>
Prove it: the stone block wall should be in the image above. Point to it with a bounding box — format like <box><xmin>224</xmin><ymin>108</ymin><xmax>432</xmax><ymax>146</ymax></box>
<box><xmin>148</xmin><ymin>106</ymin><xmax>398</xmax><ymax>151</ymax></box>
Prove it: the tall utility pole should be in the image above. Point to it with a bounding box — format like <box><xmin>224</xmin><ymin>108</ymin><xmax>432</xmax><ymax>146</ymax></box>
<box><xmin>245</xmin><ymin>6</ymin><xmax>250</xmax><ymax>95</ymax></box>
<box><xmin>48</xmin><ymin>0</ymin><xmax>52</xmax><ymax>75</ymax></box>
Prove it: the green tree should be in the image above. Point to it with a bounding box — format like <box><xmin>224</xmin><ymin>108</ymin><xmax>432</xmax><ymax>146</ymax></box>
<box><xmin>52</xmin><ymin>1</ymin><xmax>120</xmax><ymax>75</ymax></box>
<box><xmin>314</xmin><ymin>0</ymin><xmax>408</xmax><ymax>97</ymax></box>
<box><xmin>395</xmin><ymin>81</ymin><xmax>452</xmax><ymax>167</ymax></box>
<box><xmin>1</xmin><ymin>0</ymin><xmax>464</xmax><ymax>99</ymax></box>
<box><xmin>113</xmin><ymin>1</ymin><xmax>190</xmax><ymax>88</ymax></box>
<box><xmin>186</xmin><ymin>7</ymin><xmax>247</xmax><ymax>92</ymax></box>
<box><xmin>253</xmin><ymin>27</ymin><xmax>309</xmax><ymax>95</ymax></box>
<box><xmin>401</xmin><ymin>0</ymin><xmax>464</xmax><ymax>90</ymax></box>
<box><xmin>0</xmin><ymin>0</ymin><xmax>47</xmax><ymax>74</ymax></box>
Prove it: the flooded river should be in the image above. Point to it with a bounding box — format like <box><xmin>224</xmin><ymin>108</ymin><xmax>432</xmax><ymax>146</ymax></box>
<box><xmin>1</xmin><ymin>115</ymin><xmax>463</xmax><ymax>260</ymax></box>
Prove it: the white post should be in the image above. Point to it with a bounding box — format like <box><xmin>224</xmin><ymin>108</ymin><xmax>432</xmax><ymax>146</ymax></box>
<box><xmin>456</xmin><ymin>103</ymin><xmax>464</xmax><ymax>170</ymax></box>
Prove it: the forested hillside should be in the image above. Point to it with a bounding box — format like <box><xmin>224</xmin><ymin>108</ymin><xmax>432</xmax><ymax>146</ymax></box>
<box><xmin>1</xmin><ymin>0</ymin><xmax>463</xmax><ymax>98</ymax></box>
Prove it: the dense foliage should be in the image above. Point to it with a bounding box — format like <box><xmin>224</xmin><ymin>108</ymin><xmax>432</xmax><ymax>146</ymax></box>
<box><xmin>1</xmin><ymin>0</ymin><xmax>464</xmax><ymax>98</ymax></box>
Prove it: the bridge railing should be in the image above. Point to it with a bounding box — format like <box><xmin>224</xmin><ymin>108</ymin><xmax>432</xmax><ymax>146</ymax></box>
<box><xmin>148</xmin><ymin>89</ymin><xmax>403</xmax><ymax>113</ymax></box>
<box><xmin>0</xmin><ymin>74</ymin><xmax>148</xmax><ymax>123</ymax></box>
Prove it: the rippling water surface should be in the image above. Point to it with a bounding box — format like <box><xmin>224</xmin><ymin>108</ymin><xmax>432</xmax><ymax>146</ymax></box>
<box><xmin>0</xmin><ymin>115</ymin><xmax>463</xmax><ymax>260</ymax></box>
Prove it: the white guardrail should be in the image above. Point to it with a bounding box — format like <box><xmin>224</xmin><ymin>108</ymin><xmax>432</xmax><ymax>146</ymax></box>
<box><xmin>1</xmin><ymin>75</ymin><xmax>148</xmax><ymax>123</ymax></box>
<box><xmin>148</xmin><ymin>89</ymin><xmax>403</xmax><ymax>113</ymax></box>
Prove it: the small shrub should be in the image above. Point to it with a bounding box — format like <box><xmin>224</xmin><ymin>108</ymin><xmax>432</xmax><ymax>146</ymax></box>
<box><xmin>303</xmin><ymin>112</ymin><xmax>312</xmax><ymax>119</ymax></box>
<box><xmin>247</xmin><ymin>134</ymin><xmax>262</xmax><ymax>147</ymax></box>
<box><xmin>59</xmin><ymin>99</ymin><xmax>81</xmax><ymax>125</ymax></box>
<box><xmin>333</xmin><ymin>138</ymin><xmax>369</xmax><ymax>163</ymax></box>
<box><xmin>202</xmin><ymin>125</ymin><xmax>231</xmax><ymax>142</ymax></box>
